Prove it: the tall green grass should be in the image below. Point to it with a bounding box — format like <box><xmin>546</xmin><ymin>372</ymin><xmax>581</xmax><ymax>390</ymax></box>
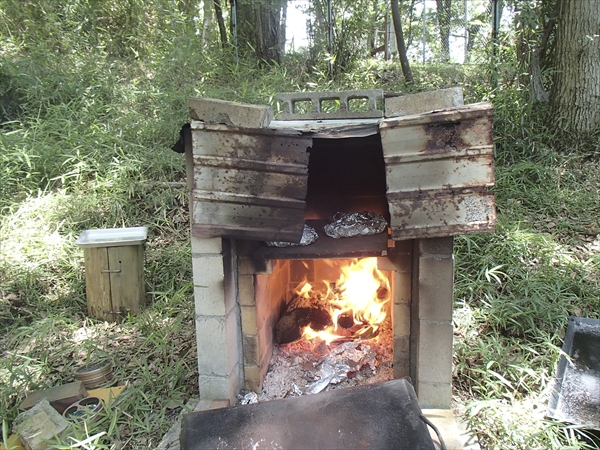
<box><xmin>452</xmin><ymin>85</ymin><xmax>600</xmax><ymax>449</ymax></box>
<box><xmin>1</xmin><ymin>24</ymin><xmax>600</xmax><ymax>448</ymax></box>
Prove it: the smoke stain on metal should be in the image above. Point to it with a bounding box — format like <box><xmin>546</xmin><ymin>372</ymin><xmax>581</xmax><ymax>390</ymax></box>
<box><xmin>186</xmin><ymin>99</ymin><xmax>495</xmax><ymax>242</ymax></box>
<box><xmin>380</xmin><ymin>102</ymin><xmax>495</xmax><ymax>239</ymax></box>
<box><xmin>189</xmin><ymin>121</ymin><xmax>311</xmax><ymax>242</ymax></box>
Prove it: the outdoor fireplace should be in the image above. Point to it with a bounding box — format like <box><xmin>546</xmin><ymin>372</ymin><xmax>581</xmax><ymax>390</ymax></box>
<box><xmin>181</xmin><ymin>88</ymin><xmax>494</xmax><ymax>410</ymax></box>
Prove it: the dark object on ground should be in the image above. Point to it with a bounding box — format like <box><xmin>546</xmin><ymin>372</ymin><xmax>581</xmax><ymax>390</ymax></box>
<box><xmin>20</xmin><ymin>381</ymin><xmax>88</xmax><ymax>415</ymax></box>
<box><xmin>547</xmin><ymin>316</ymin><xmax>600</xmax><ymax>430</ymax></box>
<box><xmin>180</xmin><ymin>378</ymin><xmax>435</xmax><ymax>449</ymax></box>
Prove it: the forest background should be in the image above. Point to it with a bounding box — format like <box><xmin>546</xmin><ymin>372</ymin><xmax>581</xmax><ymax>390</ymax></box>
<box><xmin>1</xmin><ymin>0</ymin><xmax>599</xmax><ymax>449</ymax></box>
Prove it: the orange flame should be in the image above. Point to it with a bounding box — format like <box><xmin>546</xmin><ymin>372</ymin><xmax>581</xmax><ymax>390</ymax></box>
<box><xmin>299</xmin><ymin>258</ymin><xmax>390</xmax><ymax>344</ymax></box>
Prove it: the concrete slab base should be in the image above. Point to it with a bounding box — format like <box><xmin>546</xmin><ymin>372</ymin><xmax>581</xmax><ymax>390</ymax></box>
<box><xmin>422</xmin><ymin>409</ymin><xmax>480</xmax><ymax>450</ymax></box>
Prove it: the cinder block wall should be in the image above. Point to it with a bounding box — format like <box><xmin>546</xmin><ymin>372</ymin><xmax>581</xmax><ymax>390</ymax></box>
<box><xmin>389</xmin><ymin>241</ymin><xmax>413</xmax><ymax>379</ymax></box>
<box><xmin>191</xmin><ymin>237</ymin><xmax>243</xmax><ymax>403</ymax></box>
<box><xmin>411</xmin><ymin>237</ymin><xmax>454</xmax><ymax>409</ymax></box>
<box><xmin>192</xmin><ymin>237</ymin><xmax>455</xmax><ymax>410</ymax></box>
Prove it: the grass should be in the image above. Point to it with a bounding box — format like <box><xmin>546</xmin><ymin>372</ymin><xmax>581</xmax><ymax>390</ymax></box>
<box><xmin>1</xmin><ymin>23</ymin><xmax>600</xmax><ymax>449</ymax></box>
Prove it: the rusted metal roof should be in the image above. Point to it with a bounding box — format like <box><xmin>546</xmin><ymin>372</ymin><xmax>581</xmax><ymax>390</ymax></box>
<box><xmin>379</xmin><ymin>102</ymin><xmax>495</xmax><ymax>239</ymax></box>
<box><xmin>185</xmin><ymin>98</ymin><xmax>495</xmax><ymax>243</ymax></box>
<box><xmin>189</xmin><ymin>121</ymin><xmax>312</xmax><ymax>242</ymax></box>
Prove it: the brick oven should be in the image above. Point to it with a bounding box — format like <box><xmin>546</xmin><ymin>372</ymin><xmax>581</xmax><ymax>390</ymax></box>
<box><xmin>178</xmin><ymin>88</ymin><xmax>494</xmax><ymax>410</ymax></box>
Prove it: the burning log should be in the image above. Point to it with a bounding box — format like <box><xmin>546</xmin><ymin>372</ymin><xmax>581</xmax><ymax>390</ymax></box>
<box><xmin>275</xmin><ymin>307</ymin><xmax>332</xmax><ymax>345</ymax></box>
<box><xmin>276</xmin><ymin>258</ymin><xmax>391</xmax><ymax>345</ymax></box>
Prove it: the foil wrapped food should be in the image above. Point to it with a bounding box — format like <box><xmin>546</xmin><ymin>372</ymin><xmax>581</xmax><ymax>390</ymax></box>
<box><xmin>324</xmin><ymin>212</ymin><xmax>387</xmax><ymax>239</ymax></box>
<box><xmin>303</xmin><ymin>342</ymin><xmax>376</xmax><ymax>395</ymax></box>
<box><xmin>265</xmin><ymin>224</ymin><xmax>318</xmax><ymax>247</ymax></box>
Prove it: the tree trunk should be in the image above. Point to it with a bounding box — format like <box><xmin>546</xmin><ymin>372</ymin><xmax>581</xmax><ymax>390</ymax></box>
<box><xmin>436</xmin><ymin>0</ymin><xmax>451</xmax><ymax>62</ymax></box>
<box><xmin>214</xmin><ymin>0</ymin><xmax>228</xmax><ymax>47</ymax></box>
<box><xmin>237</xmin><ymin>0</ymin><xmax>286</xmax><ymax>64</ymax></box>
<box><xmin>530</xmin><ymin>49</ymin><xmax>549</xmax><ymax>103</ymax></box>
<box><xmin>550</xmin><ymin>0</ymin><xmax>600</xmax><ymax>132</ymax></box>
<box><xmin>391</xmin><ymin>0</ymin><xmax>413</xmax><ymax>83</ymax></box>
<box><xmin>278</xmin><ymin>1</ymin><xmax>287</xmax><ymax>54</ymax></box>
<box><xmin>202</xmin><ymin>0</ymin><xmax>215</xmax><ymax>46</ymax></box>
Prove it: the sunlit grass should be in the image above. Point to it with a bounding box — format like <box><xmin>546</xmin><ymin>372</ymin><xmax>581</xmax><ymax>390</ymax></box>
<box><xmin>1</xmin><ymin>27</ymin><xmax>600</xmax><ymax>448</ymax></box>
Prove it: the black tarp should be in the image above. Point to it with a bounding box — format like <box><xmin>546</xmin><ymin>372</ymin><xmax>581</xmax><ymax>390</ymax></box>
<box><xmin>180</xmin><ymin>378</ymin><xmax>435</xmax><ymax>449</ymax></box>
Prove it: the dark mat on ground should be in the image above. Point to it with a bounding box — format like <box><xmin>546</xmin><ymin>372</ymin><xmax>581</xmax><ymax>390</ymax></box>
<box><xmin>180</xmin><ymin>378</ymin><xmax>435</xmax><ymax>449</ymax></box>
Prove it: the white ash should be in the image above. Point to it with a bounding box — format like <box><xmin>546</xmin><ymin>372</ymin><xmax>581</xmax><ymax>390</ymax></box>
<box><xmin>252</xmin><ymin>316</ymin><xmax>393</xmax><ymax>403</ymax></box>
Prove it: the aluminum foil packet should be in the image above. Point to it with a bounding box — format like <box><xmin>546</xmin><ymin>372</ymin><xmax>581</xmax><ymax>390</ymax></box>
<box><xmin>265</xmin><ymin>224</ymin><xmax>318</xmax><ymax>247</ymax></box>
<box><xmin>303</xmin><ymin>342</ymin><xmax>376</xmax><ymax>395</ymax></box>
<box><xmin>238</xmin><ymin>391</ymin><xmax>259</xmax><ymax>405</ymax></box>
<box><xmin>324</xmin><ymin>212</ymin><xmax>387</xmax><ymax>239</ymax></box>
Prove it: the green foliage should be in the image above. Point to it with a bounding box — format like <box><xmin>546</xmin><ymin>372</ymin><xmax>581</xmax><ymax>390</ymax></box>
<box><xmin>452</xmin><ymin>80</ymin><xmax>600</xmax><ymax>450</ymax></box>
<box><xmin>0</xmin><ymin>2</ymin><xmax>599</xmax><ymax>448</ymax></box>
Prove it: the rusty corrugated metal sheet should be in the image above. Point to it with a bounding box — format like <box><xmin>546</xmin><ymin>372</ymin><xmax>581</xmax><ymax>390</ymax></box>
<box><xmin>190</xmin><ymin>121</ymin><xmax>311</xmax><ymax>242</ymax></box>
<box><xmin>379</xmin><ymin>102</ymin><xmax>495</xmax><ymax>240</ymax></box>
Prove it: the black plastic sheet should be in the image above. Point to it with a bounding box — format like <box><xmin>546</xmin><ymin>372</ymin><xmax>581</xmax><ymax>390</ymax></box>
<box><xmin>181</xmin><ymin>379</ymin><xmax>435</xmax><ymax>449</ymax></box>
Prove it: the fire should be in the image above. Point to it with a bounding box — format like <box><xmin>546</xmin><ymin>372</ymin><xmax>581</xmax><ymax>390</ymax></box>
<box><xmin>299</xmin><ymin>258</ymin><xmax>390</xmax><ymax>344</ymax></box>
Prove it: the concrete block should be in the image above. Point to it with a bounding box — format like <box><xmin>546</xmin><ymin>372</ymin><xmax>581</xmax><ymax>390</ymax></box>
<box><xmin>225</xmin><ymin>307</ymin><xmax>243</xmax><ymax>376</ymax></box>
<box><xmin>244</xmin><ymin>365</ymin><xmax>261</xmax><ymax>392</ymax></box>
<box><xmin>418</xmin><ymin>257</ymin><xmax>454</xmax><ymax>322</ymax></box>
<box><xmin>198</xmin><ymin>375</ymin><xmax>231</xmax><ymax>401</ymax></box>
<box><xmin>393</xmin><ymin>303</ymin><xmax>411</xmax><ymax>336</ymax></box>
<box><xmin>193</xmin><ymin>285</ymin><xmax>227</xmax><ymax>317</ymax></box>
<box><xmin>240</xmin><ymin>305</ymin><xmax>257</xmax><ymax>335</ymax></box>
<box><xmin>393</xmin><ymin>351</ymin><xmax>410</xmax><ymax>379</ymax></box>
<box><xmin>385</xmin><ymin>87</ymin><xmax>463</xmax><ymax>117</ymax></box>
<box><xmin>189</xmin><ymin>97</ymin><xmax>273</xmax><ymax>128</ymax></box>
<box><xmin>193</xmin><ymin>256</ymin><xmax>227</xmax><ymax>316</ymax></box>
<box><xmin>418</xmin><ymin>237</ymin><xmax>454</xmax><ymax>256</ymax></box>
<box><xmin>418</xmin><ymin>322</ymin><xmax>454</xmax><ymax>384</ymax></box>
<box><xmin>277</xmin><ymin>89</ymin><xmax>383</xmax><ymax>120</ymax></box>
<box><xmin>235</xmin><ymin>239</ymin><xmax>261</xmax><ymax>256</ymax></box>
<box><xmin>393</xmin><ymin>334</ymin><xmax>410</xmax><ymax>379</ymax></box>
<box><xmin>196</xmin><ymin>315</ymin><xmax>228</xmax><ymax>376</ymax></box>
<box><xmin>20</xmin><ymin>381</ymin><xmax>88</xmax><ymax>414</ymax></box>
<box><xmin>237</xmin><ymin>257</ymin><xmax>272</xmax><ymax>276</ymax></box>
<box><xmin>393</xmin><ymin>270</ymin><xmax>411</xmax><ymax>304</ymax></box>
<box><xmin>227</xmin><ymin>361</ymin><xmax>244</xmax><ymax>404</ymax></box>
<box><xmin>243</xmin><ymin>334</ymin><xmax>259</xmax><ymax>365</ymax></box>
<box><xmin>238</xmin><ymin>275</ymin><xmax>255</xmax><ymax>306</ymax></box>
<box><xmin>191</xmin><ymin>236</ymin><xmax>222</xmax><ymax>255</ymax></box>
<box><xmin>12</xmin><ymin>399</ymin><xmax>69</xmax><ymax>450</ymax></box>
<box><xmin>238</xmin><ymin>257</ymin><xmax>256</xmax><ymax>276</ymax></box>
<box><xmin>416</xmin><ymin>382</ymin><xmax>452</xmax><ymax>409</ymax></box>
<box><xmin>192</xmin><ymin>254</ymin><xmax>224</xmax><ymax>285</ymax></box>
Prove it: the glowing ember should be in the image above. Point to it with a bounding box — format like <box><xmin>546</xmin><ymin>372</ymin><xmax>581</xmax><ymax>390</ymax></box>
<box><xmin>299</xmin><ymin>258</ymin><xmax>391</xmax><ymax>344</ymax></box>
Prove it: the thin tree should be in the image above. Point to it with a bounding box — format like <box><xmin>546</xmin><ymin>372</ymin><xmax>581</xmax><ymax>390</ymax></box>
<box><xmin>550</xmin><ymin>0</ymin><xmax>600</xmax><ymax>132</ymax></box>
<box><xmin>214</xmin><ymin>0</ymin><xmax>228</xmax><ymax>47</ymax></box>
<box><xmin>436</xmin><ymin>0</ymin><xmax>451</xmax><ymax>62</ymax></box>
<box><xmin>202</xmin><ymin>0</ymin><xmax>215</xmax><ymax>46</ymax></box>
<box><xmin>391</xmin><ymin>0</ymin><xmax>413</xmax><ymax>83</ymax></box>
